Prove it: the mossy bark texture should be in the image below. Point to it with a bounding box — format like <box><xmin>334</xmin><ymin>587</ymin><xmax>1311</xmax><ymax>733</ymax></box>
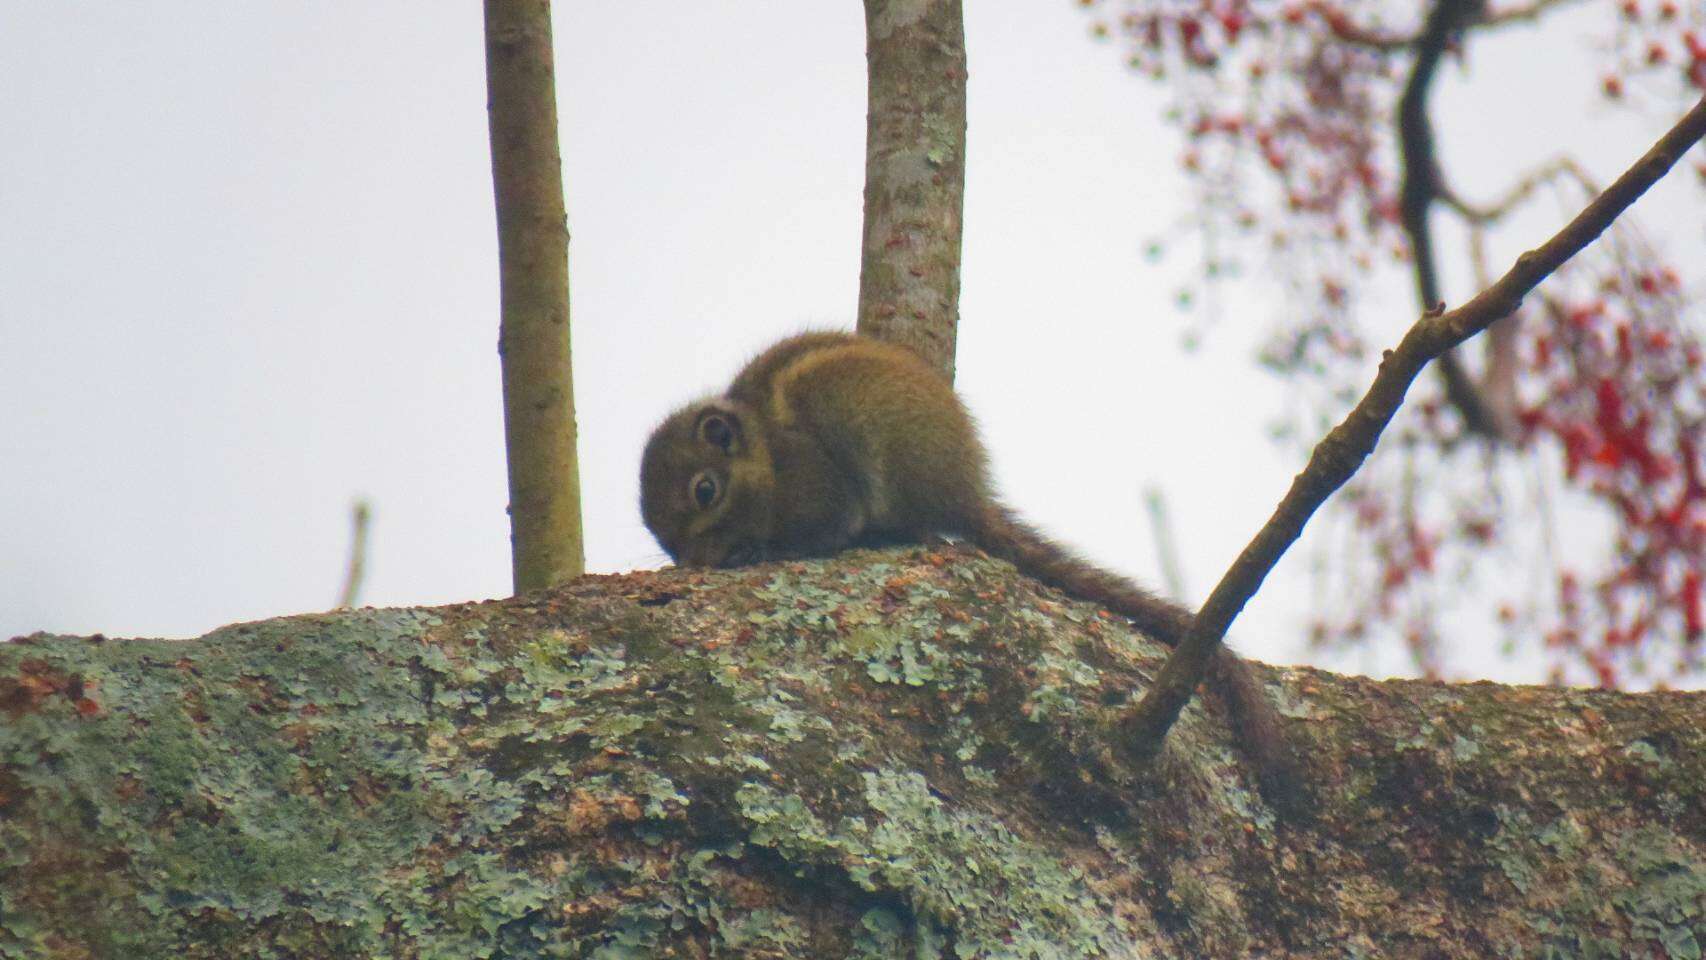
<box><xmin>486</xmin><ymin>0</ymin><xmax>585</xmax><ymax>593</ymax></box>
<box><xmin>856</xmin><ymin>0</ymin><xmax>967</xmax><ymax>382</ymax></box>
<box><xmin>4</xmin><ymin>546</ymin><xmax>1705</xmax><ymax>958</ymax></box>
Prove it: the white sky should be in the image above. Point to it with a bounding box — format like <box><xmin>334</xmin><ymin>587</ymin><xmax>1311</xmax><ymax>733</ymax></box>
<box><xmin>2</xmin><ymin>3</ymin><xmax>1700</xmax><ymax>683</ymax></box>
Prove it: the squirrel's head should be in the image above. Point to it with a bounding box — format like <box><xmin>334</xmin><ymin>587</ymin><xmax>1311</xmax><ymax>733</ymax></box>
<box><xmin>639</xmin><ymin>401</ymin><xmax>775</xmax><ymax>568</ymax></box>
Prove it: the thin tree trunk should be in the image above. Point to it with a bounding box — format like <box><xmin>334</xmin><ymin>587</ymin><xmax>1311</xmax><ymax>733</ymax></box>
<box><xmin>485</xmin><ymin>0</ymin><xmax>584</xmax><ymax>592</ymax></box>
<box><xmin>856</xmin><ymin>0</ymin><xmax>968</xmax><ymax>381</ymax></box>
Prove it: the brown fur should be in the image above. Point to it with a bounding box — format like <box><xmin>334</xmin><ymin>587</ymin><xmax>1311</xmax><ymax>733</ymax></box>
<box><xmin>641</xmin><ymin>331</ymin><xmax>1299</xmax><ymax>803</ymax></box>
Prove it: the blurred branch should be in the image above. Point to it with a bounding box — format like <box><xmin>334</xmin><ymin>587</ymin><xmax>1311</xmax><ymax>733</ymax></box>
<box><xmin>335</xmin><ymin>499</ymin><xmax>372</xmax><ymax>610</ymax></box>
<box><xmin>1124</xmin><ymin>95</ymin><xmax>1706</xmax><ymax>756</ymax></box>
<box><xmin>1397</xmin><ymin>0</ymin><xmax>1509</xmax><ymax>441</ymax></box>
<box><xmin>1447</xmin><ymin>158</ymin><xmax>1601</xmax><ymax>430</ymax></box>
<box><xmin>1480</xmin><ymin>0</ymin><xmax>1584</xmax><ymax>28</ymax></box>
<box><xmin>1441</xmin><ymin>156</ymin><xmax>1600</xmax><ymax>224</ymax></box>
<box><xmin>1143</xmin><ymin>486</ymin><xmax>1187</xmax><ymax>601</ymax></box>
<box><xmin>1316</xmin><ymin>0</ymin><xmax>1581</xmax><ymax>51</ymax></box>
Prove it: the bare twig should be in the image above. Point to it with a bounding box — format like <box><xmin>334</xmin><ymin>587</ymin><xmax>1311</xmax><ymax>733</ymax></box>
<box><xmin>1452</xmin><ymin>158</ymin><xmax>1601</xmax><ymax>430</ymax></box>
<box><xmin>1143</xmin><ymin>487</ymin><xmax>1187</xmax><ymax>601</ymax></box>
<box><xmin>1317</xmin><ymin>11</ymin><xmax>1415</xmax><ymax>52</ymax></box>
<box><xmin>335</xmin><ymin>499</ymin><xmax>372</xmax><ymax>610</ymax></box>
<box><xmin>1123</xmin><ymin>96</ymin><xmax>1706</xmax><ymax>757</ymax></box>
<box><xmin>1480</xmin><ymin>0</ymin><xmax>1585</xmax><ymax>29</ymax></box>
<box><xmin>1319</xmin><ymin>0</ymin><xmax>1582</xmax><ymax>51</ymax></box>
<box><xmin>1441</xmin><ymin>157</ymin><xmax>1600</xmax><ymax>224</ymax></box>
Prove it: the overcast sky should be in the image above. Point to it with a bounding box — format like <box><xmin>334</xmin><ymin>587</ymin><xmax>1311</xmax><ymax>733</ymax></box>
<box><xmin>3</xmin><ymin>3</ymin><xmax>1700</xmax><ymax>683</ymax></box>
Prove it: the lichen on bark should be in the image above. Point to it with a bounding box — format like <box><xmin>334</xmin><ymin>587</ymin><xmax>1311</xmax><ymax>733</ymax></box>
<box><xmin>3</xmin><ymin>545</ymin><xmax>1704</xmax><ymax>957</ymax></box>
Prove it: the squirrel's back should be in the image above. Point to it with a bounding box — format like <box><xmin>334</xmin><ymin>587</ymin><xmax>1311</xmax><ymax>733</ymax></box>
<box><xmin>642</xmin><ymin>330</ymin><xmax>1301</xmax><ymax>805</ymax></box>
<box><xmin>730</xmin><ymin>332</ymin><xmax>990</xmax><ymax>539</ymax></box>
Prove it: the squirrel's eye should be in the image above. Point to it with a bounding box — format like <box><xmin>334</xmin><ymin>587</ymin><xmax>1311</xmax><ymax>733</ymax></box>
<box><xmin>690</xmin><ymin>473</ymin><xmax>719</xmax><ymax>509</ymax></box>
<box><xmin>700</xmin><ymin>414</ymin><xmax>734</xmax><ymax>452</ymax></box>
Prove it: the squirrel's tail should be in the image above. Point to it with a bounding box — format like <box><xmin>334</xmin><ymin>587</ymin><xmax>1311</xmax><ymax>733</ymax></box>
<box><xmin>968</xmin><ymin>504</ymin><xmax>1301</xmax><ymax>805</ymax></box>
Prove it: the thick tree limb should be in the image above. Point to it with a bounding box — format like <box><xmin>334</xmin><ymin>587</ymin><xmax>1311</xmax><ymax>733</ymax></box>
<box><xmin>486</xmin><ymin>0</ymin><xmax>585</xmax><ymax>591</ymax></box>
<box><xmin>7</xmin><ymin>545</ymin><xmax>1706</xmax><ymax>956</ymax></box>
<box><xmin>1125</xmin><ymin>96</ymin><xmax>1706</xmax><ymax>757</ymax></box>
<box><xmin>856</xmin><ymin>0</ymin><xmax>968</xmax><ymax>381</ymax></box>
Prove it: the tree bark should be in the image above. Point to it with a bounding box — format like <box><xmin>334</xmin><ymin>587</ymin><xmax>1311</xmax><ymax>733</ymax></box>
<box><xmin>486</xmin><ymin>0</ymin><xmax>585</xmax><ymax>592</ymax></box>
<box><xmin>856</xmin><ymin>0</ymin><xmax>968</xmax><ymax>381</ymax></box>
<box><xmin>6</xmin><ymin>544</ymin><xmax>1704</xmax><ymax>958</ymax></box>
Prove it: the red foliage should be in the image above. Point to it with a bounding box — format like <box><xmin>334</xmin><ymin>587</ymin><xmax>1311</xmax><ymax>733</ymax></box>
<box><xmin>1517</xmin><ymin>266</ymin><xmax>1706</xmax><ymax>685</ymax></box>
<box><xmin>1083</xmin><ymin>0</ymin><xmax>1706</xmax><ymax>685</ymax></box>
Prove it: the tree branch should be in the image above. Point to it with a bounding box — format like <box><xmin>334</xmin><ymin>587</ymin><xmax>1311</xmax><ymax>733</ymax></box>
<box><xmin>856</xmin><ymin>0</ymin><xmax>968</xmax><ymax>380</ymax></box>
<box><xmin>333</xmin><ymin>498</ymin><xmax>372</xmax><ymax>610</ymax></box>
<box><xmin>1480</xmin><ymin>0</ymin><xmax>1585</xmax><ymax>29</ymax></box>
<box><xmin>1397</xmin><ymin>0</ymin><xmax>1510</xmax><ymax>441</ymax></box>
<box><xmin>13</xmin><ymin>544</ymin><xmax>1706</xmax><ymax>955</ymax></box>
<box><xmin>1143</xmin><ymin>486</ymin><xmax>1188</xmax><ymax>601</ymax></box>
<box><xmin>1124</xmin><ymin>95</ymin><xmax>1706</xmax><ymax>757</ymax></box>
<box><xmin>485</xmin><ymin>0</ymin><xmax>585</xmax><ymax>592</ymax></box>
<box><xmin>1314</xmin><ymin>0</ymin><xmax>1583</xmax><ymax>51</ymax></box>
<box><xmin>1444</xmin><ymin>158</ymin><xmax>1600</xmax><ymax>431</ymax></box>
<box><xmin>1440</xmin><ymin>156</ymin><xmax>1600</xmax><ymax>225</ymax></box>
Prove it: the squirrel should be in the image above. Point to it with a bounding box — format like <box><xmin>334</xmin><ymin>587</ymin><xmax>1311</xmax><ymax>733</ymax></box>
<box><xmin>640</xmin><ymin>330</ymin><xmax>1299</xmax><ymax>803</ymax></box>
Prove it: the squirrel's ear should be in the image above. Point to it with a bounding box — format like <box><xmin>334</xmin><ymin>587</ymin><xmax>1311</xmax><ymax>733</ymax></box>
<box><xmin>695</xmin><ymin>408</ymin><xmax>743</xmax><ymax>455</ymax></box>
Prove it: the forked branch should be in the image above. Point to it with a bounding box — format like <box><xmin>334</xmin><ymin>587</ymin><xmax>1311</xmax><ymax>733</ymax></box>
<box><xmin>1122</xmin><ymin>96</ymin><xmax>1706</xmax><ymax>759</ymax></box>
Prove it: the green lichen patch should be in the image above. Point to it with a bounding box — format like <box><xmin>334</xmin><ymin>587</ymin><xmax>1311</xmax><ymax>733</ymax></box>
<box><xmin>7</xmin><ymin>547</ymin><xmax>1706</xmax><ymax>957</ymax></box>
<box><xmin>737</xmin><ymin>768</ymin><xmax>1135</xmax><ymax>958</ymax></box>
<box><xmin>0</xmin><ymin>610</ymin><xmax>446</xmax><ymax>958</ymax></box>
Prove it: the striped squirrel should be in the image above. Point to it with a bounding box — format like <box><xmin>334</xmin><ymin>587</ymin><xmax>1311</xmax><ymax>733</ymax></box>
<box><xmin>640</xmin><ymin>331</ymin><xmax>1298</xmax><ymax>802</ymax></box>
